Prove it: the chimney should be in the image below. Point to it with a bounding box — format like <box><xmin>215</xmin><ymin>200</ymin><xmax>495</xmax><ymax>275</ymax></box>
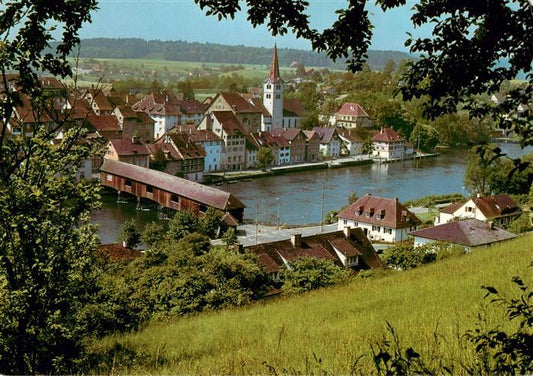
<box><xmin>343</xmin><ymin>226</ymin><xmax>351</xmax><ymax>239</ymax></box>
<box><xmin>132</xmin><ymin>135</ymin><xmax>140</xmax><ymax>144</ymax></box>
<box><xmin>290</xmin><ymin>233</ymin><xmax>302</xmax><ymax>248</ymax></box>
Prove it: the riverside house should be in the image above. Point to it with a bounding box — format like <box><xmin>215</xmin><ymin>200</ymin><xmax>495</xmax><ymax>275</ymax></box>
<box><xmin>337</xmin><ymin>194</ymin><xmax>421</xmax><ymax>243</ymax></box>
<box><xmin>435</xmin><ymin>194</ymin><xmax>522</xmax><ymax>228</ymax></box>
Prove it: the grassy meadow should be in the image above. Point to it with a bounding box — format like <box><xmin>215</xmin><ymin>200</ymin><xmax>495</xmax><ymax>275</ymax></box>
<box><xmin>89</xmin><ymin>233</ymin><xmax>532</xmax><ymax>374</ymax></box>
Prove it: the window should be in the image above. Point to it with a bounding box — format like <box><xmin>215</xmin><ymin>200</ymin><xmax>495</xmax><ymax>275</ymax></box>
<box><xmin>267</xmin><ymin>84</ymin><xmax>271</xmax><ymax>89</ymax></box>
<box><xmin>276</xmin><ymin>94</ymin><xmax>280</xmax><ymax>99</ymax></box>
<box><xmin>171</xmin><ymin>194</ymin><xmax>180</xmax><ymax>204</ymax></box>
<box><xmin>266</xmin><ymin>94</ymin><xmax>271</xmax><ymax>99</ymax></box>
<box><xmin>146</xmin><ymin>185</ymin><xmax>153</xmax><ymax>194</ymax></box>
<box><xmin>125</xmin><ymin>179</ymin><xmax>132</xmax><ymax>187</ymax></box>
<box><xmin>106</xmin><ymin>174</ymin><xmax>113</xmax><ymax>182</ymax></box>
<box><xmin>343</xmin><ymin>220</ymin><xmax>347</xmax><ymax>225</ymax></box>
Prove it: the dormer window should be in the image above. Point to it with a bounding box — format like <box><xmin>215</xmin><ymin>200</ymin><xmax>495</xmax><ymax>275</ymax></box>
<box><xmin>366</xmin><ymin>208</ymin><xmax>374</xmax><ymax>218</ymax></box>
<box><xmin>356</xmin><ymin>205</ymin><xmax>364</xmax><ymax>216</ymax></box>
<box><xmin>377</xmin><ymin>210</ymin><xmax>385</xmax><ymax>220</ymax></box>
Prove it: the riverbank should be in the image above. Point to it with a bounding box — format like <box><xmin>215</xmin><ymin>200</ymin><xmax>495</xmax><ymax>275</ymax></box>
<box><xmin>205</xmin><ymin>152</ymin><xmax>438</xmax><ymax>183</ymax></box>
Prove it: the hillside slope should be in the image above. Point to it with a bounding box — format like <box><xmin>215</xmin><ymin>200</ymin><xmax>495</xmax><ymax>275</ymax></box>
<box><xmin>90</xmin><ymin>233</ymin><xmax>532</xmax><ymax>374</ymax></box>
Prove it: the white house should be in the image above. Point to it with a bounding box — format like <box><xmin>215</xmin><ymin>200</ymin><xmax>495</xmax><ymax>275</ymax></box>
<box><xmin>435</xmin><ymin>194</ymin><xmax>522</xmax><ymax>228</ymax></box>
<box><xmin>372</xmin><ymin>127</ymin><xmax>411</xmax><ymax>160</ymax></box>
<box><xmin>337</xmin><ymin>194</ymin><xmax>421</xmax><ymax>243</ymax></box>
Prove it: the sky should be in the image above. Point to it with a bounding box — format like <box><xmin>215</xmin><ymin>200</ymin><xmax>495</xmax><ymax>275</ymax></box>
<box><xmin>79</xmin><ymin>0</ymin><xmax>432</xmax><ymax>52</ymax></box>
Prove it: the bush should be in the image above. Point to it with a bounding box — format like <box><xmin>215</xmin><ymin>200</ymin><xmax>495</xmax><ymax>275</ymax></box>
<box><xmin>281</xmin><ymin>257</ymin><xmax>352</xmax><ymax>294</ymax></box>
<box><xmin>382</xmin><ymin>244</ymin><xmax>436</xmax><ymax>270</ymax></box>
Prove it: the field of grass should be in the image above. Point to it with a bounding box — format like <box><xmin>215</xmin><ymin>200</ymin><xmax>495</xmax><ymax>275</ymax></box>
<box><xmin>89</xmin><ymin>233</ymin><xmax>532</xmax><ymax>374</ymax></box>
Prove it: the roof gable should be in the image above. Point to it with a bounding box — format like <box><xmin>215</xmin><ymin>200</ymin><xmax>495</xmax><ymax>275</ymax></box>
<box><xmin>100</xmin><ymin>159</ymin><xmax>245</xmax><ymax>211</ymax></box>
<box><xmin>409</xmin><ymin>219</ymin><xmax>517</xmax><ymax>246</ymax></box>
<box><xmin>338</xmin><ymin>194</ymin><xmax>421</xmax><ymax>229</ymax></box>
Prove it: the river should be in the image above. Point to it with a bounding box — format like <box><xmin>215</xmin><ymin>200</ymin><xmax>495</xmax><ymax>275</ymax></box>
<box><xmin>94</xmin><ymin>143</ymin><xmax>530</xmax><ymax>244</ymax></box>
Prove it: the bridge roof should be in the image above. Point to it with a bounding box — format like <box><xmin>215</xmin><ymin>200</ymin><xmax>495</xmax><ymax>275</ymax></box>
<box><xmin>100</xmin><ymin>159</ymin><xmax>245</xmax><ymax>211</ymax></box>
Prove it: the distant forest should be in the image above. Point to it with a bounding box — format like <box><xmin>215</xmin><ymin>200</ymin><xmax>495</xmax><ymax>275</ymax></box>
<box><xmin>68</xmin><ymin>38</ymin><xmax>412</xmax><ymax>71</ymax></box>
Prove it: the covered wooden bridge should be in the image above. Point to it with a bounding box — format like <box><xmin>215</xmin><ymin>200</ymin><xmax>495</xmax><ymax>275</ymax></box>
<box><xmin>100</xmin><ymin>159</ymin><xmax>245</xmax><ymax>223</ymax></box>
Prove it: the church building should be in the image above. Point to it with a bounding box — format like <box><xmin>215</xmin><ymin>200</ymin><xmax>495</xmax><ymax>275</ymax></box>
<box><xmin>260</xmin><ymin>45</ymin><xmax>305</xmax><ymax>132</ymax></box>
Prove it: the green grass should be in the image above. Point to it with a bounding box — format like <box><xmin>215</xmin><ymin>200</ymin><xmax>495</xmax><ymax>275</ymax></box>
<box><xmin>89</xmin><ymin>234</ymin><xmax>532</xmax><ymax>374</ymax></box>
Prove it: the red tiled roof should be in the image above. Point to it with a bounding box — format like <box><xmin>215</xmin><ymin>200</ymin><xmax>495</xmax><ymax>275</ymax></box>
<box><xmin>212</xmin><ymin>111</ymin><xmax>247</xmax><ymax>136</ymax></box>
<box><xmin>88</xmin><ymin>114</ymin><xmax>120</xmax><ymax>131</ymax></box>
<box><xmin>179</xmin><ymin>99</ymin><xmax>208</xmax><ymax>115</ymax></box>
<box><xmin>372</xmin><ymin>127</ymin><xmax>403</xmax><ymax>142</ymax></box>
<box><xmin>246</xmin><ymin>229</ymin><xmax>384</xmax><ymax>273</ymax></box>
<box><xmin>338</xmin><ymin>129</ymin><xmax>364</xmax><ymax>143</ymax></box>
<box><xmin>271</xmin><ymin>127</ymin><xmax>304</xmax><ymax>142</ymax></box>
<box><xmin>109</xmin><ymin>138</ymin><xmax>150</xmax><ymax>156</ymax></box>
<box><xmin>336</xmin><ymin>102</ymin><xmax>369</xmax><ymax>117</ymax></box>
<box><xmin>303</xmin><ymin>130</ymin><xmax>319</xmax><ymax>142</ymax></box>
<box><xmin>312</xmin><ymin>127</ymin><xmax>338</xmax><ymax>144</ymax></box>
<box><xmin>409</xmin><ymin>219</ymin><xmax>517</xmax><ymax>247</ymax></box>
<box><xmin>133</xmin><ymin>93</ymin><xmax>182</xmax><ymax>116</ymax></box>
<box><xmin>100</xmin><ymin>159</ymin><xmax>245</xmax><ymax>211</ymax></box>
<box><xmin>249</xmin><ymin>97</ymin><xmax>272</xmax><ymax>117</ymax></box>
<box><xmin>338</xmin><ymin>194</ymin><xmax>421</xmax><ymax>229</ymax></box>
<box><xmin>283</xmin><ymin>98</ymin><xmax>306</xmax><ymax>117</ymax></box>
<box><xmin>116</xmin><ymin>105</ymin><xmax>137</xmax><ymax>118</ymax></box>
<box><xmin>218</xmin><ymin>92</ymin><xmax>261</xmax><ymax>113</ymax></box>
<box><xmin>89</xmin><ymin>90</ymin><xmax>114</xmax><ymax>111</ymax></box>
<box><xmin>474</xmin><ymin>194</ymin><xmax>520</xmax><ymax>218</ymax></box>
<box><xmin>173</xmin><ymin>125</ymin><xmax>221</xmax><ymax>143</ymax></box>
<box><xmin>440</xmin><ymin>202</ymin><xmax>465</xmax><ymax>214</ymax></box>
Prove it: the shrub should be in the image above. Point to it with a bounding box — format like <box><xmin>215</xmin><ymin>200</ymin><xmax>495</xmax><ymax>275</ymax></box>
<box><xmin>281</xmin><ymin>257</ymin><xmax>352</xmax><ymax>294</ymax></box>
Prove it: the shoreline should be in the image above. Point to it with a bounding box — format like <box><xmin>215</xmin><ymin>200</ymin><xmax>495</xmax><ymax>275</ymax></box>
<box><xmin>204</xmin><ymin>152</ymin><xmax>439</xmax><ymax>184</ymax></box>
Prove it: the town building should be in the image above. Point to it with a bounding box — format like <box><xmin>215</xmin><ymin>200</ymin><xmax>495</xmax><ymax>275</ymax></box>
<box><xmin>198</xmin><ymin>111</ymin><xmax>247</xmax><ymax>171</ymax></box>
<box><xmin>105</xmin><ymin>137</ymin><xmax>150</xmax><ymax>168</ymax></box>
<box><xmin>113</xmin><ymin>105</ymin><xmax>155</xmax><ymax>144</ymax></box>
<box><xmin>206</xmin><ymin>91</ymin><xmax>262</xmax><ymax>134</ymax></box>
<box><xmin>270</xmin><ymin>127</ymin><xmax>307</xmax><ymax>164</ymax></box>
<box><xmin>133</xmin><ymin>92</ymin><xmax>182</xmax><ymax>139</ymax></box>
<box><xmin>435</xmin><ymin>194</ymin><xmax>522</xmax><ymax>228</ymax></box>
<box><xmin>303</xmin><ymin>130</ymin><xmax>321</xmax><ymax>162</ymax></box>
<box><xmin>246</xmin><ymin>227</ymin><xmax>384</xmax><ymax>282</ymax></box>
<box><xmin>409</xmin><ymin>219</ymin><xmax>517</xmax><ymax>251</ymax></box>
<box><xmin>312</xmin><ymin>127</ymin><xmax>341</xmax><ymax>158</ymax></box>
<box><xmin>338</xmin><ymin>129</ymin><xmax>365</xmax><ymax>156</ymax></box>
<box><xmin>173</xmin><ymin>125</ymin><xmax>222</xmax><ymax>173</ymax></box>
<box><xmin>147</xmin><ymin>133</ymin><xmax>206</xmax><ymax>182</ymax></box>
<box><xmin>372</xmin><ymin>127</ymin><xmax>411</xmax><ymax>160</ymax></box>
<box><xmin>337</xmin><ymin>194</ymin><xmax>421</xmax><ymax>243</ymax></box>
<box><xmin>333</xmin><ymin>102</ymin><xmax>372</xmax><ymax>128</ymax></box>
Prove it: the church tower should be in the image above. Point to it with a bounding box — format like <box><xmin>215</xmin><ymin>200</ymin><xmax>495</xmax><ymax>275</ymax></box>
<box><xmin>263</xmin><ymin>44</ymin><xmax>284</xmax><ymax>131</ymax></box>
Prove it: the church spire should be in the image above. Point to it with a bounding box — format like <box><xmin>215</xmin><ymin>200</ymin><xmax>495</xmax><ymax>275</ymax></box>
<box><xmin>268</xmin><ymin>44</ymin><xmax>281</xmax><ymax>83</ymax></box>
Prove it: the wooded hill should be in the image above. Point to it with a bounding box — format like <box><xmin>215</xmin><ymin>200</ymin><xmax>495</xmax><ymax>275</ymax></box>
<box><xmin>69</xmin><ymin>38</ymin><xmax>412</xmax><ymax>71</ymax></box>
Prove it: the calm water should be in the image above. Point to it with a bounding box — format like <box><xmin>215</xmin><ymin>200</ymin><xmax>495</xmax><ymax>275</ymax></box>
<box><xmin>94</xmin><ymin>143</ymin><xmax>529</xmax><ymax>243</ymax></box>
